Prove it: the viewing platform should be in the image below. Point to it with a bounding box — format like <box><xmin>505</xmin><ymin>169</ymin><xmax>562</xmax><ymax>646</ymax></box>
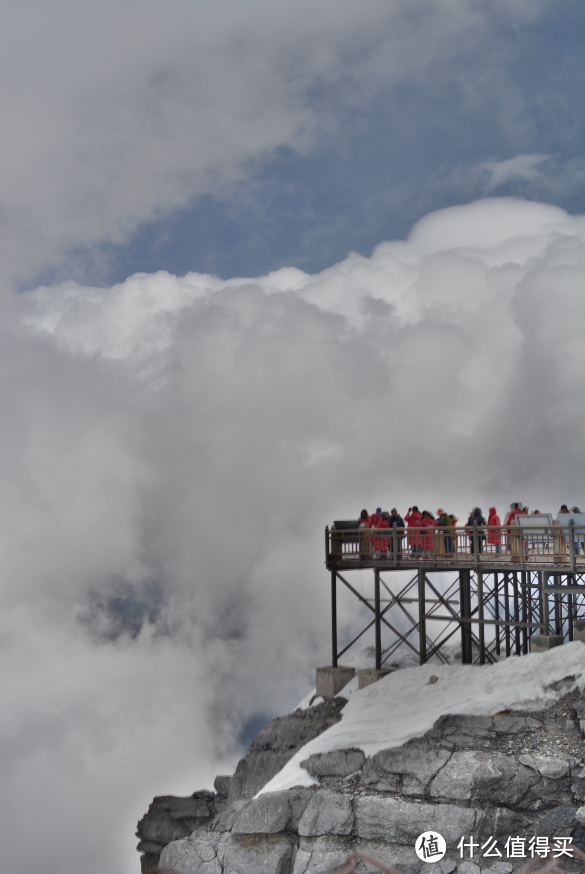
<box><xmin>319</xmin><ymin>515</ymin><xmax>585</xmax><ymax>686</ymax></box>
<box><xmin>325</xmin><ymin>517</ymin><xmax>585</xmax><ymax>573</ymax></box>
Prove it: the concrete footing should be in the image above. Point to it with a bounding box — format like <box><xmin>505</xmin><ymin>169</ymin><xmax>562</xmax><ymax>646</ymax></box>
<box><xmin>358</xmin><ymin>668</ymin><xmax>395</xmax><ymax>690</ymax></box>
<box><xmin>575</xmin><ymin>619</ymin><xmax>585</xmax><ymax>645</ymax></box>
<box><xmin>316</xmin><ymin>666</ymin><xmax>355</xmax><ymax>699</ymax></box>
<box><xmin>530</xmin><ymin>634</ymin><xmax>564</xmax><ymax>652</ymax></box>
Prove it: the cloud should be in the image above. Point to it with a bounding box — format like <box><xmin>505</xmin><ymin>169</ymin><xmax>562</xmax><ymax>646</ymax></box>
<box><xmin>482</xmin><ymin>154</ymin><xmax>549</xmax><ymax>187</ymax></box>
<box><xmin>0</xmin><ymin>1</ymin><xmax>554</xmax><ymax>287</ymax></box>
<box><xmin>1</xmin><ymin>197</ymin><xmax>583</xmax><ymax>872</ymax></box>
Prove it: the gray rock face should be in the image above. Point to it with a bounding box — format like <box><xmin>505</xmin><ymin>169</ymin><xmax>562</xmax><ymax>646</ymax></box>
<box><xmin>227</xmin><ymin>751</ymin><xmax>298</xmax><ymax>805</ymax></box>
<box><xmin>160</xmin><ymin>838</ymin><xmax>222</xmax><ymax>874</ymax></box>
<box><xmin>371</xmin><ymin>745</ymin><xmax>452</xmax><ymax>795</ymax></box>
<box><xmin>354</xmin><ymin>795</ymin><xmax>482</xmax><ymax>844</ymax></box>
<box><xmin>231</xmin><ymin>790</ymin><xmax>314</xmax><ymax>835</ymax></box>
<box><xmin>227</xmin><ymin>698</ymin><xmax>347</xmax><ymax>804</ymax></box>
<box><xmin>518</xmin><ymin>753</ymin><xmax>570</xmax><ymax>779</ymax></box>
<box><xmin>300</xmin><ymin>748</ymin><xmax>365</xmax><ymax>778</ymax></box>
<box><xmin>136</xmin><ymin>792</ymin><xmax>217</xmax><ymax>872</ymax></box>
<box><xmin>433</xmin><ymin>714</ymin><xmax>544</xmax><ymax>748</ymax></box>
<box><xmin>221</xmin><ymin>833</ymin><xmax>296</xmax><ymax>874</ymax></box>
<box><xmin>138</xmin><ymin>687</ymin><xmax>585</xmax><ymax>874</ymax></box>
<box><xmin>575</xmin><ymin>691</ymin><xmax>585</xmax><ymax>730</ymax></box>
<box><xmin>297</xmin><ymin>790</ymin><xmax>353</xmax><ymax>836</ymax></box>
<box><xmin>293</xmin><ymin>836</ymin><xmax>422</xmax><ymax>874</ymax></box>
<box><xmin>429</xmin><ymin>750</ymin><xmax>538</xmax><ymax>805</ymax></box>
<box><xmin>214</xmin><ymin>775</ymin><xmax>232</xmax><ymax>798</ymax></box>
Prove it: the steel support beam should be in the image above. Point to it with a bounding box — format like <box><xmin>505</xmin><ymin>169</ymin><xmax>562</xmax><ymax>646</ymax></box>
<box><xmin>374</xmin><ymin>568</ymin><xmax>381</xmax><ymax>670</ymax></box>
<box><xmin>331</xmin><ymin>570</ymin><xmax>337</xmax><ymax>667</ymax></box>
<box><xmin>418</xmin><ymin>568</ymin><xmax>426</xmax><ymax>665</ymax></box>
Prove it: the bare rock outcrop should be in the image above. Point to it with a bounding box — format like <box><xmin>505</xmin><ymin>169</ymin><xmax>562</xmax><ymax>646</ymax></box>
<box><xmin>137</xmin><ymin>689</ymin><xmax>585</xmax><ymax>873</ymax></box>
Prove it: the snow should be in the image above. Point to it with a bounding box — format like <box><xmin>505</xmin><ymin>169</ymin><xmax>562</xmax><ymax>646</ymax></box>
<box><xmin>258</xmin><ymin>642</ymin><xmax>585</xmax><ymax>796</ymax></box>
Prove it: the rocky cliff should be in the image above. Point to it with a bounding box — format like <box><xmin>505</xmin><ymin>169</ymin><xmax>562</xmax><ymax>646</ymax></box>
<box><xmin>136</xmin><ymin>685</ymin><xmax>585</xmax><ymax>874</ymax></box>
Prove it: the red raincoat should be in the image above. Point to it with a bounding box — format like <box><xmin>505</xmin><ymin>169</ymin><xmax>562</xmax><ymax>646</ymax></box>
<box><xmin>373</xmin><ymin>518</ymin><xmax>390</xmax><ymax>552</ymax></box>
<box><xmin>422</xmin><ymin>516</ymin><xmax>436</xmax><ymax>551</ymax></box>
<box><xmin>487</xmin><ymin>508</ymin><xmax>501</xmax><ymax>544</ymax></box>
<box><xmin>404</xmin><ymin>510</ymin><xmax>422</xmax><ymax>548</ymax></box>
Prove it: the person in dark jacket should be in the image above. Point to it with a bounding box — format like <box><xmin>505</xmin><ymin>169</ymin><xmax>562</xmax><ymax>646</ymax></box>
<box><xmin>388</xmin><ymin>508</ymin><xmax>405</xmax><ymax>556</ymax></box>
<box><xmin>466</xmin><ymin>507</ymin><xmax>487</xmax><ymax>553</ymax></box>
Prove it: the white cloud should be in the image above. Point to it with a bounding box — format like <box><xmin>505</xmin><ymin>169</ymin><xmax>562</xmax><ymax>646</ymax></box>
<box><xmin>0</xmin><ymin>1</ymin><xmax>550</xmax><ymax>287</ymax></box>
<box><xmin>482</xmin><ymin>153</ymin><xmax>549</xmax><ymax>188</ymax></box>
<box><xmin>1</xmin><ymin>196</ymin><xmax>583</xmax><ymax>873</ymax></box>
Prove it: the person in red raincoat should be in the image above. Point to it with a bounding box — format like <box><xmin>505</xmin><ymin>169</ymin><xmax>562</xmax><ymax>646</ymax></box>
<box><xmin>421</xmin><ymin>511</ymin><xmax>436</xmax><ymax>554</ymax></box>
<box><xmin>404</xmin><ymin>506</ymin><xmax>422</xmax><ymax>554</ymax></box>
<box><xmin>373</xmin><ymin>511</ymin><xmax>391</xmax><ymax>555</ymax></box>
<box><xmin>487</xmin><ymin>506</ymin><xmax>501</xmax><ymax>554</ymax></box>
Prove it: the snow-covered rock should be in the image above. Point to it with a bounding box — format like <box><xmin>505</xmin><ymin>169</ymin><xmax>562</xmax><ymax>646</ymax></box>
<box><xmin>137</xmin><ymin>643</ymin><xmax>585</xmax><ymax>874</ymax></box>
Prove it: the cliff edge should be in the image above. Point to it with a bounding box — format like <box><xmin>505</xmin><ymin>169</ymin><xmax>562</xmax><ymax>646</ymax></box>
<box><xmin>136</xmin><ymin>644</ymin><xmax>585</xmax><ymax>874</ymax></box>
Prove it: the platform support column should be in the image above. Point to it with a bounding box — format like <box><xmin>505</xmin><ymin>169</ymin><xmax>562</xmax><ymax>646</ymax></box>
<box><xmin>374</xmin><ymin>568</ymin><xmax>381</xmax><ymax>670</ymax></box>
<box><xmin>504</xmin><ymin>572</ymin><xmax>511</xmax><ymax>657</ymax></box>
<box><xmin>418</xmin><ymin>568</ymin><xmax>426</xmax><ymax>665</ymax></box>
<box><xmin>331</xmin><ymin>570</ymin><xmax>337</xmax><ymax>667</ymax></box>
<box><xmin>521</xmin><ymin>571</ymin><xmax>528</xmax><ymax>654</ymax></box>
<box><xmin>513</xmin><ymin>572</ymin><xmax>521</xmax><ymax>655</ymax></box>
<box><xmin>554</xmin><ymin>573</ymin><xmax>562</xmax><ymax>637</ymax></box>
<box><xmin>494</xmin><ymin>572</ymin><xmax>500</xmax><ymax>655</ymax></box>
<box><xmin>541</xmin><ymin>572</ymin><xmax>549</xmax><ymax>633</ymax></box>
<box><xmin>459</xmin><ymin>570</ymin><xmax>472</xmax><ymax>664</ymax></box>
<box><xmin>527</xmin><ymin>570</ymin><xmax>534</xmax><ymax>648</ymax></box>
<box><xmin>477</xmin><ymin>571</ymin><xmax>485</xmax><ymax>665</ymax></box>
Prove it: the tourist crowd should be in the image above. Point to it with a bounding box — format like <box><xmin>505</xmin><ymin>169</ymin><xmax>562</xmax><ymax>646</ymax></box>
<box><xmin>356</xmin><ymin>503</ymin><xmax>582</xmax><ymax>557</ymax></box>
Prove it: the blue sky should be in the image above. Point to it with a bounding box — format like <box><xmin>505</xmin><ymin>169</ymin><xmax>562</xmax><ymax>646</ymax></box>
<box><xmin>81</xmin><ymin>0</ymin><xmax>584</xmax><ymax>282</ymax></box>
<box><xmin>1</xmin><ymin>0</ymin><xmax>582</xmax><ymax>290</ymax></box>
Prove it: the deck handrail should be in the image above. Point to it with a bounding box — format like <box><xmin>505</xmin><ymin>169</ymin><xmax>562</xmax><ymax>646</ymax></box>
<box><xmin>325</xmin><ymin>522</ymin><xmax>585</xmax><ymax>570</ymax></box>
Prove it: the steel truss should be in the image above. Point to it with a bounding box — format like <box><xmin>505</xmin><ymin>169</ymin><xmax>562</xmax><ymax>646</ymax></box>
<box><xmin>330</xmin><ymin>568</ymin><xmax>585</xmax><ymax>668</ymax></box>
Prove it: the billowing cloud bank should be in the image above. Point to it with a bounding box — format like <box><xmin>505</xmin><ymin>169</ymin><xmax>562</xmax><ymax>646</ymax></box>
<box><xmin>1</xmin><ymin>198</ymin><xmax>584</xmax><ymax>874</ymax></box>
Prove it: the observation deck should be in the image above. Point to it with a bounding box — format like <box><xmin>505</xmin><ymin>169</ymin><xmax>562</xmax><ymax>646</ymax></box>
<box><xmin>319</xmin><ymin>516</ymin><xmax>585</xmax><ymax>685</ymax></box>
<box><xmin>325</xmin><ymin>518</ymin><xmax>585</xmax><ymax>573</ymax></box>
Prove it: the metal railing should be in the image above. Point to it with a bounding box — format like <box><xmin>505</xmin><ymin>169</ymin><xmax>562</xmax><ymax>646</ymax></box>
<box><xmin>326</xmin><ymin>521</ymin><xmax>585</xmax><ymax>570</ymax></box>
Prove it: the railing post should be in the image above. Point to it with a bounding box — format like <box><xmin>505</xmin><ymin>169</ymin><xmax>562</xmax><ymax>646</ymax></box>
<box><xmin>473</xmin><ymin>521</ymin><xmax>479</xmax><ymax>568</ymax></box>
<box><xmin>331</xmin><ymin>570</ymin><xmax>338</xmax><ymax>667</ymax></box>
<box><xmin>418</xmin><ymin>568</ymin><xmax>426</xmax><ymax>665</ymax></box>
<box><xmin>569</xmin><ymin>520</ymin><xmax>575</xmax><ymax>571</ymax></box>
<box><xmin>374</xmin><ymin>568</ymin><xmax>381</xmax><ymax>670</ymax></box>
